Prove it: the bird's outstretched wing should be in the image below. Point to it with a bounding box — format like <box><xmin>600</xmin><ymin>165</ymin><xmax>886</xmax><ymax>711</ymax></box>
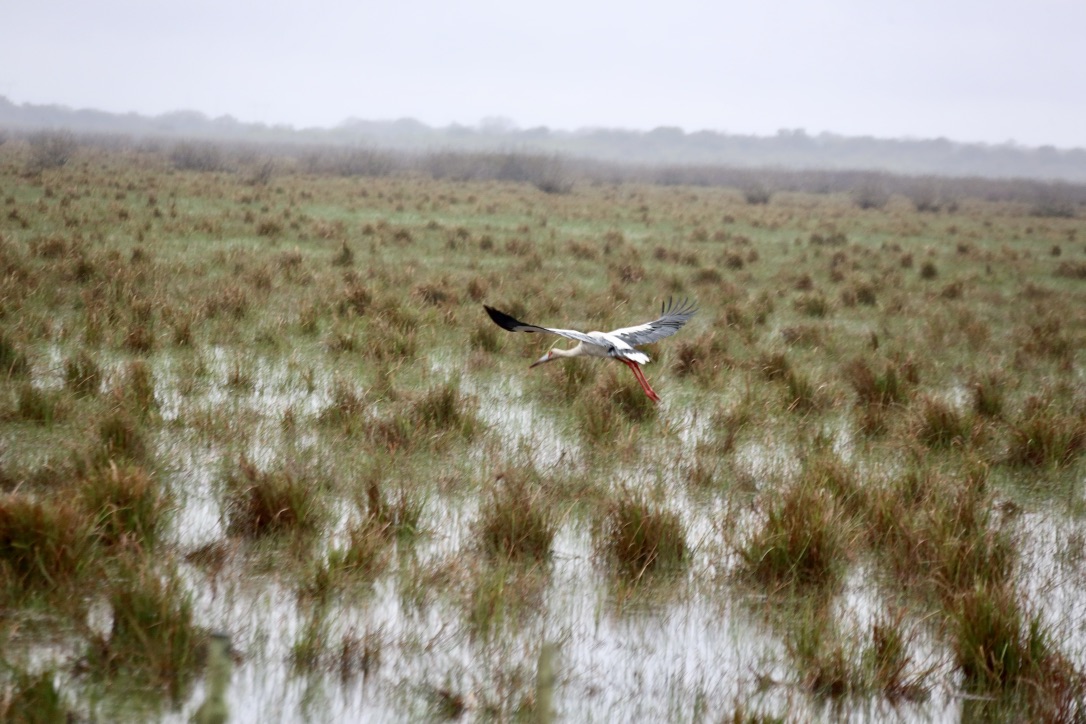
<box><xmin>608</xmin><ymin>297</ymin><xmax>697</xmax><ymax>347</ymax></box>
<box><xmin>484</xmin><ymin>305</ymin><xmax>599</xmax><ymax>346</ymax></box>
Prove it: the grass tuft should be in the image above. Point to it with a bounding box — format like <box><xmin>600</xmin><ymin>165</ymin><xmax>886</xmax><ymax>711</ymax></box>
<box><xmin>80</xmin><ymin>462</ymin><xmax>170</xmax><ymax>550</ymax></box>
<box><xmin>1</xmin><ymin>668</ymin><xmax>70</xmax><ymax>723</ymax></box>
<box><xmin>89</xmin><ymin>564</ymin><xmax>203</xmax><ymax>700</ymax></box>
<box><xmin>119</xmin><ymin>360</ymin><xmax>157</xmax><ymax>416</ymax></box>
<box><xmin>804</xmin><ymin>450</ymin><xmax>866</xmax><ymax>515</ymax></box>
<box><xmin>600</xmin><ymin>492</ymin><xmax>686</xmax><ymax>579</ymax></box>
<box><xmin>65</xmin><ymin>350</ymin><xmax>102</xmax><ymax>397</ymax></box>
<box><xmin>308</xmin><ymin>520</ymin><xmax>391</xmax><ymax>598</ymax></box>
<box><xmin>0</xmin><ymin>493</ymin><xmax>95</xmax><ymax>592</ymax></box>
<box><xmin>869</xmin><ymin>467</ymin><xmax>1013</xmax><ymax>598</ymax></box>
<box><xmin>844</xmin><ymin>357</ymin><xmax>912</xmax><ymax>408</ymax></box>
<box><xmin>951</xmin><ymin>583</ymin><xmax>1074</xmax><ymax>695</ymax></box>
<box><xmin>575</xmin><ymin>366</ymin><xmax>657</xmax><ymax>442</ymax></box>
<box><xmin>363</xmin><ymin>471</ymin><xmax>424</xmax><ymax>542</ymax></box>
<box><xmin>738</xmin><ymin>481</ymin><xmax>849</xmax><ymax>589</ymax></box>
<box><xmin>0</xmin><ymin>333</ymin><xmax>31</xmax><ymax>376</ymax></box>
<box><xmin>13</xmin><ymin>384</ymin><xmax>65</xmax><ymax>425</ymax></box>
<box><xmin>1006</xmin><ymin>395</ymin><xmax>1086</xmax><ymax>468</ymax></box>
<box><xmin>98</xmin><ymin>411</ymin><xmax>148</xmax><ymax>462</ymax></box>
<box><xmin>412</xmin><ymin>379</ymin><xmax>478</xmax><ymax>434</ymax></box>
<box><xmin>317</xmin><ymin>378</ymin><xmax>368</xmax><ymax>432</ymax></box>
<box><xmin>787</xmin><ymin>612</ymin><xmax>861</xmax><ymax>699</ymax></box>
<box><xmin>914</xmin><ymin>396</ymin><xmax>975</xmax><ymax>449</ymax></box>
<box><xmin>477</xmin><ymin>472</ymin><xmax>556</xmax><ymax>563</ymax></box>
<box><xmin>223</xmin><ymin>457</ymin><xmax>323</xmax><ymax>537</ymax></box>
<box><xmin>971</xmin><ymin>372</ymin><xmax>1005</xmax><ymax>419</ymax></box>
<box><xmin>370</xmin><ymin>379</ymin><xmax>482</xmax><ymax>451</ymax></box>
<box><xmin>784</xmin><ymin>369</ymin><xmax>824</xmax><ymax>413</ymax></box>
<box><xmin>867</xmin><ymin>614</ymin><xmax>930</xmax><ymax>702</ymax></box>
<box><xmin>468</xmin><ymin>319</ymin><xmax>502</xmax><ymax>353</ymax></box>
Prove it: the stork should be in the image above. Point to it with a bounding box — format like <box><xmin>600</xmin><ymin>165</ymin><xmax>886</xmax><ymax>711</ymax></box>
<box><xmin>483</xmin><ymin>298</ymin><xmax>697</xmax><ymax>402</ymax></box>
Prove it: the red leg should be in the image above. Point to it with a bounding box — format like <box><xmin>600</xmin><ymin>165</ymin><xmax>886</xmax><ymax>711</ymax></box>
<box><xmin>622</xmin><ymin>359</ymin><xmax>660</xmax><ymax>402</ymax></box>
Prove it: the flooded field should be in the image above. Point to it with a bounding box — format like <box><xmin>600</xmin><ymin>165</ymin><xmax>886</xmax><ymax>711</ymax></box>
<box><xmin>1</xmin><ymin>139</ymin><xmax>1085</xmax><ymax>721</ymax></box>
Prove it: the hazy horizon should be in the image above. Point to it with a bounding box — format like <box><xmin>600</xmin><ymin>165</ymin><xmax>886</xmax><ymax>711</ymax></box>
<box><xmin>3</xmin><ymin>0</ymin><xmax>1084</xmax><ymax>150</ymax></box>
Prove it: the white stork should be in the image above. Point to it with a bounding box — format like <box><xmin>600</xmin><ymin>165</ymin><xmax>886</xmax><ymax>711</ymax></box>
<box><xmin>483</xmin><ymin>298</ymin><xmax>697</xmax><ymax>402</ymax></box>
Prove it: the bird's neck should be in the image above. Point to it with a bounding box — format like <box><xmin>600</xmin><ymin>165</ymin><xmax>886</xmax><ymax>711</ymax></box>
<box><xmin>551</xmin><ymin>343</ymin><xmax>584</xmax><ymax>359</ymax></box>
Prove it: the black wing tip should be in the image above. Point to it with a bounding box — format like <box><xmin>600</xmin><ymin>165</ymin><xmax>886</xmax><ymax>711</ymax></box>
<box><xmin>661</xmin><ymin>296</ymin><xmax>698</xmax><ymax>318</ymax></box>
<box><xmin>483</xmin><ymin>304</ymin><xmax>522</xmax><ymax>332</ymax></box>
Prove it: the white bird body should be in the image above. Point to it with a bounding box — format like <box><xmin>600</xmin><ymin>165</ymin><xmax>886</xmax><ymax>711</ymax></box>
<box><xmin>535</xmin><ymin>335</ymin><xmax>649</xmax><ymax>366</ymax></box>
<box><xmin>483</xmin><ymin>299</ymin><xmax>696</xmax><ymax>402</ymax></box>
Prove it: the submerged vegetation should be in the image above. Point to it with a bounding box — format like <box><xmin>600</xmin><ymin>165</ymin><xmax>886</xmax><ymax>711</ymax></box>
<box><xmin>0</xmin><ymin>136</ymin><xmax>1083</xmax><ymax>720</ymax></box>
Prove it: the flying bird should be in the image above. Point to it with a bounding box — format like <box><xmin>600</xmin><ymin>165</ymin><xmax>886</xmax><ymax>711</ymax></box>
<box><xmin>483</xmin><ymin>298</ymin><xmax>697</xmax><ymax>402</ymax></box>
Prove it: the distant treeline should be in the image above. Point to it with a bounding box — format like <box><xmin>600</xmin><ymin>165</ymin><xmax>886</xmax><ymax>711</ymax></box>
<box><xmin>2</xmin><ymin>95</ymin><xmax>1085</xmax><ymax>184</ymax></box>
<box><xmin>3</xmin><ymin>126</ymin><xmax>1084</xmax><ymax>216</ymax></box>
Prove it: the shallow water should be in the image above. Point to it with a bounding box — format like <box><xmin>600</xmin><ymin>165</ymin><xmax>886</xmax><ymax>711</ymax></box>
<box><xmin>16</xmin><ymin>352</ymin><xmax>1082</xmax><ymax>722</ymax></box>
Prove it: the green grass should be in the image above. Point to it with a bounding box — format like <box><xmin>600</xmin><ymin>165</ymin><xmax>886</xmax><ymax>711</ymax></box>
<box><xmin>600</xmin><ymin>491</ymin><xmax>687</xmax><ymax>579</ymax></box>
<box><xmin>1</xmin><ymin>667</ymin><xmax>70</xmax><ymax>723</ymax></box>
<box><xmin>0</xmin><ymin>492</ymin><xmax>95</xmax><ymax>594</ymax></box>
<box><xmin>222</xmin><ymin>457</ymin><xmax>325</xmax><ymax>538</ymax></box>
<box><xmin>1006</xmin><ymin>392</ymin><xmax>1086</xmax><ymax>468</ymax></box>
<box><xmin>80</xmin><ymin>462</ymin><xmax>170</xmax><ymax>549</ymax></box>
<box><xmin>477</xmin><ymin>471</ymin><xmax>556</xmax><ymax>563</ymax></box>
<box><xmin>738</xmin><ymin>479</ymin><xmax>851</xmax><ymax>590</ymax></box>
<box><xmin>84</xmin><ymin>559</ymin><xmax>204</xmax><ymax>701</ymax></box>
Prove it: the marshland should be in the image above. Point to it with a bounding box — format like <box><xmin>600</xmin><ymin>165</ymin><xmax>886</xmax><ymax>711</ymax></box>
<box><xmin>1</xmin><ymin>133</ymin><xmax>1085</xmax><ymax>722</ymax></box>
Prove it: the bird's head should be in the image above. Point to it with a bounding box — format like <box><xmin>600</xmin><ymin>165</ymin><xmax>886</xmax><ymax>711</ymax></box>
<box><xmin>529</xmin><ymin>349</ymin><xmax>555</xmax><ymax>368</ymax></box>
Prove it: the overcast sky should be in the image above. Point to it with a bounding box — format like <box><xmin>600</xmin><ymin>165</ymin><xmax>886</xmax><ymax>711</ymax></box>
<box><xmin>2</xmin><ymin>0</ymin><xmax>1083</xmax><ymax>149</ymax></box>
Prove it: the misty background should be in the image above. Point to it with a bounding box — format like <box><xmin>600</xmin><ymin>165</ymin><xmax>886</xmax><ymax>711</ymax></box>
<box><xmin>1</xmin><ymin>0</ymin><xmax>1084</xmax><ymax>184</ymax></box>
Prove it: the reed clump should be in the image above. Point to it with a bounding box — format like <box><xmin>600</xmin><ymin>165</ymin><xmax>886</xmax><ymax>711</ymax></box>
<box><xmin>223</xmin><ymin>457</ymin><xmax>323</xmax><ymax>537</ymax></box>
<box><xmin>12</xmin><ymin>383</ymin><xmax>66</xmax><ymax>425</ymax></box>
<box><xmin>1</xmin><ymin>668</ymin><xmax>70</xmax><ymax>723</ymax></box>
<box><xmin>868</xmin><ymin>467</ymin><xmax>1013</xmax><ymax>599</ymax></box>
<box><xmin>477</xmin><ymin>472</ymin><xmax>556</xmax><ymax>563</ymax></box>
<box><xmin>1006</xmin><ymin>394</ymin><xmax>1086</xmax><ymax>468</ymax></box>
<box><xmin>605</xmin><ymin>372</ymin><xmax>659</xmax><ymax>422</ymax></box>
<box><xmin>738</xmin><ymin>480</ymin><xmax>851</xmax><ymax>590</ymax></box>
<box><xmin>758</xmin><ymin>350</ymin><xmax>791</xmax><ymax>382</ymax></box>
<box><xmin>469</xmin><ymin>319</ymin><xmax>503</xmax><ymax>353</ymax></box>
<box><xmin>368</xmin><ymin>379</ymin><xmax>483</xmax><ymax>450</ymax></box>
<box><xmin>97</xmin><ymin>411</ymin><xmax>148</xmax><ymax>462</ymax></box>
<box><xmin>411</xmin><ymin>379</ymin><xmax>480</xmax><ymax>435</ymax></box>
<box><xmin>949</xmin><ymin>582</ymin><xmax>1083</xmax><ymax>714</ymax></box>
<box><xmin>784</xmin><ymin>368</ymin><xmax>825</xmax><ymax>413</ymax></box>
<box><xmin>971</xmin><ymin>372</ymin><xmax>1005</xmax><ymax>419</ymax></box>
<box><xmin>0</xmin><ymin>333</ymin><xmax>31</xmax><ymax>377</ymax></box>
<box><xmin>913</xmin><ymin>396</ymin><xmax>975</xmax><ymax>449</ymax></box>
<box><xmin>308</xmin><ymin>521</ymin><xmax>392</xmax><ymax>598</ymax></box>
<box><xmin>534</xmin><ymin>356</ymin><xmax>595</xmax><ymax>402</ymax></box>
<box><xmin>88</xmin><ymin>565</ymin><xmax>203</xmax><ymax>700</ymax></box>
<box><xmin>359</xmin><ymin>316</ymin><xmax>418</xmax><ymax>365</ymax></box>
<box><xmin>122</xmin><ymin>360</ymin><xmax>157</xmax><ymax>414</ymax></box>
<box><xmin>787</xmin><ymin>614</ymin><xmax>863</xmax><ymax>700</ymax></box>
<box><xmin>782</xmin><ymin>598</ymin><xmax>930</xmax><ymax>704</ymax></box>
<box><xmin>671</xmin><ymin>332</ymin><xmax>726</xmax><ymax>384</ymax></box>
<box><xmin>844</xmin><ymin>357</ymin><xmax>913</xmax><ymax>408</ymax></box>
<box><xmin>575</xmin><ymin>367</ymin><xmax>657</xmax><ymax>443</ymax></box>
<box><xmin>335</xmin><ymin>520</ymin><xmax>392</xmax><ymax>576</ymax></box>
<box><xmin>0</xmin><ymin>492</ymin><xmax>95</xmax><ymax>592</ymax></box>
<box><xmin>866</xmin><ymin>615</ymin><xmax>930</xmax><ymax>703</ymax></box>
<box><xmin>65</xmin><ymin>349</ymin><xmax>102</xmax><ymax>397</ymax></box>
<box><xmin>804</xmin><ymin>450</ymin><xmax>867</xmax><ymax>516</ymax></box>
<box><xmin>362</xmin><ymin>471</ymin><xmax>424</xmax><ymax>542</ymax></box>
<box><xmin>317</xmin><ymin>378</ymin><xmax>368</xmax><ymax>432</ymax></box>
<box><xmin>79</xmin><ymin>462</ymin><xmax>170</xmax><ymax>550</ymax></box>
<box><xmin>600</xmin><ymin>492</ymin><xmax>686</xmax><ymax>579</ymax></box>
